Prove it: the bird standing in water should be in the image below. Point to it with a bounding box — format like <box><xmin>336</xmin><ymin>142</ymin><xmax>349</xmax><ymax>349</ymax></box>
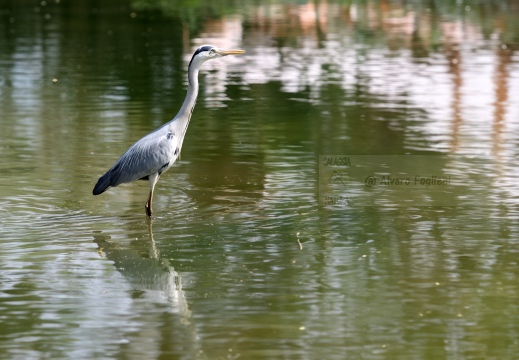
<box><xmin>93</xmin><ymin>45</ymin><xmax>245</xmax><ymax>217</ymax></box>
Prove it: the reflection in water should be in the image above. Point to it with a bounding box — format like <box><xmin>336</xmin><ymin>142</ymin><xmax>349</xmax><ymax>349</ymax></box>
<box><xmin>445</xmin><ymin>37</ymin><xmax>463</xmax><ymax>152</ymax></box>
<box><xmin>492</xmin><ymin>44</ymin><xmax>514</xmax><ymax>159</ymax></box>
<box><xmin>93</xmin><ymin>223</ymin><xmax>190</xmax><ymax>316</ymax></box>
<box><xmin>93</xmin><ymin>222</ymin><xmax>201</xmax><ymax>359</ymax></box>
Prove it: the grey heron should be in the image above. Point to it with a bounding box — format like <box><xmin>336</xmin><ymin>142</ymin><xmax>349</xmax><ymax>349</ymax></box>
<box><xmin>93</xmin><ymin>45</ymin><xmax>245</xmax><ymax>217</ymax></box>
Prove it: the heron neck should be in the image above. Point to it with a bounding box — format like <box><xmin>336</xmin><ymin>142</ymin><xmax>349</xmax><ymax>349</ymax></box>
<box><xmin>174</xmin><ymin>67</ymin><xmax>200</xmax><ymax>132</ymax></box>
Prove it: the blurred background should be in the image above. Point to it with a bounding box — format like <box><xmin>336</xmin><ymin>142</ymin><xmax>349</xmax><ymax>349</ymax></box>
<box><xmin>1</xmin><ymin>0</ymin><xmax>519</xmax><ymax>359</ymax></box>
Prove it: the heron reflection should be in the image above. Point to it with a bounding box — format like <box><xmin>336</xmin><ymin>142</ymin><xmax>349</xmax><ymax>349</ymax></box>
<box><xmin>93</xmin><ymin>223</ymin><xmax>190</xmax><ymax>316</ymax></box>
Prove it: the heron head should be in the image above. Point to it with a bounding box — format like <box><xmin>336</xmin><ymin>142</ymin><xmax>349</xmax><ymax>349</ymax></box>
<box><xmin>189</xmin><ymin>45</ymin><xmax>245</xmax><ymax>69</ymax></box>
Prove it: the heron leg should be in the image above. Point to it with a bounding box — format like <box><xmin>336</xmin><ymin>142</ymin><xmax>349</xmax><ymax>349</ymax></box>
<box><xmin>145</xmin><ymin>172</ymin><xmax>160</xmax><ymax>217</ymax></box>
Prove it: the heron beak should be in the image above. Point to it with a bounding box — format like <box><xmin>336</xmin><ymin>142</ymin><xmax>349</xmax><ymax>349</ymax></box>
<box><xmin>217</xmin><ymin>49</ymin><xmax>246</xmax><ymax>56</ymax></box>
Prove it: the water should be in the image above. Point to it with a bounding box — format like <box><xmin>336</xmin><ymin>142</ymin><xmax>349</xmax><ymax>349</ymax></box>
<box><xmin>1</xmin><ymin>1</ymin><xmax>519</xmax><ymax>359</ymax></box>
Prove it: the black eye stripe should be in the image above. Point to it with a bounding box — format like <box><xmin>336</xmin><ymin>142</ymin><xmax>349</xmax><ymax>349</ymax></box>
<box><xmin>193</xmin><ymin>45</ymin><xmax>213</xmax><ymax>56</ymax></box>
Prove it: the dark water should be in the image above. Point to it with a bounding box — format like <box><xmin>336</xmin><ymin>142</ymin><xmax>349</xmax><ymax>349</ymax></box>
<box><xmin>1</xmin><ymin>1</ymin><xmax>519</xmax><ymax>359</ymax></box>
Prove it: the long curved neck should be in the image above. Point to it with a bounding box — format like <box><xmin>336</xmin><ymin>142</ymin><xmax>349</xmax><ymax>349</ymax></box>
<box><xmin>173</xmin><ymin>63</ymin><xmax>200</xmax><ymax>135</ymax></box>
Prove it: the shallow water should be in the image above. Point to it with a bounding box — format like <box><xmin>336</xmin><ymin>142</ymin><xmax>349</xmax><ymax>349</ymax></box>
<box><xmin>1</xmin><ymin>1</ymin><xmax>519</xmax><ymax>359</ymax></box>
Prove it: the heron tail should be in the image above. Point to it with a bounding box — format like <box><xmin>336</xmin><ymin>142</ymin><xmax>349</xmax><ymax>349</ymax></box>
<box><xmin>93</xmin><ymin>171</ymin><xmax>111</xmax><ymax>195</ymax></box>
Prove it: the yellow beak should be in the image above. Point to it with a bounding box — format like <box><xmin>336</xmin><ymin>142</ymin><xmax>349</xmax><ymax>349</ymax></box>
<box><xmin>217</xmin><ymin>49</ymin><xmax>246</xmax><ymax>56</ymax></box>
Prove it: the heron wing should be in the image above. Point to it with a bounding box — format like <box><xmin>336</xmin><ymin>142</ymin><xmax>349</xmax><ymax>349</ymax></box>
<box><xmin>111</xmin><ymin>130</ymin><xmax>179</xmax><ymax>185</ymax></box>
<box><xmin>93</xmin><ymin>129</ymin><xmax>179</xmax><ymax>195</ymax></box>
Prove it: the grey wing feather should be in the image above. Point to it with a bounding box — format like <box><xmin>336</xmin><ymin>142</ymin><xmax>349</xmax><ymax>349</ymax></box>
<box><xmin>93</xmin><ymin>129</ymin><xmax>178</xmax><ymax>195</ymax></box>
